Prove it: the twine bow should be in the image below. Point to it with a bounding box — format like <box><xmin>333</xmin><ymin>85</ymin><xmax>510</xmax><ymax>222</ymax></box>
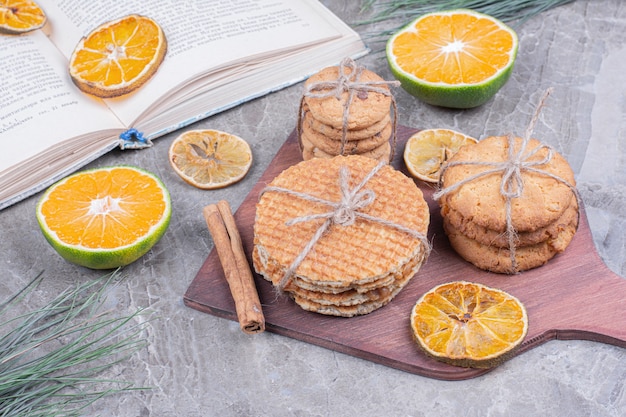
<box><xmin>260</xmin><ymin>161</ymin><xmax>430</xmax><ymax>291</ymax></box>
<box><xmin>298</xmin><ymin>57</ymin><xmax>400</xmax><ymax>159</ymax></box>
<box><xmin>433</xmin><ymin>88</ymin><xmax>580</xmax><ymax>273</ymax></box>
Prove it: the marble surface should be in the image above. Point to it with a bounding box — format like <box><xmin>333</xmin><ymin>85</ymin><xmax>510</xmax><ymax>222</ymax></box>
<box><xmin>1</xmin><ymin>1</ymin><xmax>625</xmax><ymax>416</ymax></box>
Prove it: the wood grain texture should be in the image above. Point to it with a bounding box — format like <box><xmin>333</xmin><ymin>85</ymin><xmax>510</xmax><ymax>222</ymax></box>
<box><xmin>184</xmin><ymin>126</ymin><xmax>626</xmax><ymax>380</ymax></box>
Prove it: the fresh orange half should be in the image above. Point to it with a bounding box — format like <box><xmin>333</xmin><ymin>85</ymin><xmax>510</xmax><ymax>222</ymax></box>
<box><xmin>387</xmin><ymin>9</ymin><xmax>518</xmax><ymax>108</ymax></box>
<box><xmin>36</xmin><ymin>166</ymin><xmax>171</xmax><ymax>269</ymax></box>
<box><xmin>403</xmin><ymin>128</ymin><xmax>477</xmax><ymax>183</ymax></box>
<box><xmin>169</xmin><ymin>129</ymin><xmax>253</xmax><ymax>189</ymax></box>
<box><xmin>0</xmin><ymin>0</ymin><xmax>46</xmax><ymax>34</ymax></box>
<box><xmin>411</xmin><ymin>281</ymin><xmax>528</xmax><ymax>368</ymax></box>
<box><xmin>68</xmin><ymin>14</ymin><xmax>167</xmax><ymax>98</ymax></box>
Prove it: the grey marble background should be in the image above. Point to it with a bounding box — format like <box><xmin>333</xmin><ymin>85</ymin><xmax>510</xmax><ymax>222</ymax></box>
<box><xmin>0</xmin><ymin>1</ymin><xmax>624</xmax><ymax>416</ymax></box>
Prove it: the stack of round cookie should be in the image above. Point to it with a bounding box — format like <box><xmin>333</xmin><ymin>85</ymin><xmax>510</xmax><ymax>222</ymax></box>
<box><xmin>298</xmin><ymin>59</ymin><xmax>397</xmax><ymax>164</ymax></box>
<box><xmin>253</xmin><ymin>155</ymin><xmax>430</xmax><ymax>317</ymax></box>
<box><xmin>437</xmin><ymin>135</ymin><xmax>579</xmax><ymax>274</ymax></box>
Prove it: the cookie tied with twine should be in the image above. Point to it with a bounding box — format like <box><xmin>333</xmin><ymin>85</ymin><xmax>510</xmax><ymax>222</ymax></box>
<box><xmin>297</xmin><ymin>58</ymin><xmax>400</xmax><ymax>164</ymax></box>
<box><xmin>434</xmin><ymin>89</ymin><xmax>580</xmax><ymax>274</ymax></box>
<box><xmin>252</xmin><ymin>155</ymin><xmax>430</xmax><ymax>317</ymax></box>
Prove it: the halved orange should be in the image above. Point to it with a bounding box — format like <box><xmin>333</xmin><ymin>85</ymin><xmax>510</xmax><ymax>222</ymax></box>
<box><xmin>36</xmin><ymin>166</ymin><xmax>171</xmax><ymax>269</ymax></box>
<box><xmin>411</xmin><ymin>281</ymin><xmax>528</xmax><ymax>368</ymax></box>
<box><xmin>387</xmin><ymin>9</ymin><xmax>518</xmax><ymax>108</ymax></box>
<box><xmin>403</xmin><ymin>128</ymin><xmax>477</xmax><ymax>183</ymax></box>
<box><xmin>169</xmin><ymin>129</ymin><xmax>253</xmax><ymax>190</ymax></box>
<box><xmin>68</xmin><ymin>14</ymin><xmax>167</xmax><ymax>98</ymax></box>
<box><xmin>0</xmin><ymin>0</ymin><xmax>46</xmax><ymax>34</ymax></box>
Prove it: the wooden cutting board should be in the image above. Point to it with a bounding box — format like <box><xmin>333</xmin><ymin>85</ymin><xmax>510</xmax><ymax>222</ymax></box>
<box><xmin>183</xmin><ymin>125</ymin><xmax>626</xmax><ymax>380</ymax></box>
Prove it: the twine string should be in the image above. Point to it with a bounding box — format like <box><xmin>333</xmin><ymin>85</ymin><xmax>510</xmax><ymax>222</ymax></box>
<box><xmin>433</xmin><ymin>88</ymin><xmax>579</xmax><ymax>272</ymax></box>
<box><xmin>259</xmin><ymin>161</ymin><xmax>430</xmax><ymax>291</ymax></box>
<box><xmin>297</xmin><ymin>57</ymin><xmax>400</xmax><ymax>160</ymax></box>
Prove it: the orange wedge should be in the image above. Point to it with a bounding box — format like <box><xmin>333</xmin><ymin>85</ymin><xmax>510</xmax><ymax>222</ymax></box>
<box><xmin>36</xmin><ymin>166</ymin><xmax>171</xmax><ymax>269</ymax></box>
<box><xmin>411</xmin><ymin>281</ymin><xmax>528</xmax><ymax>368</ymax></box>
<box><xmin>168</xmin><ymin>129</ymin><xmax>253</xmax><ymax>189</ymax></box>
<box><xmin>387</xmin><ymin>9</ymin><xmax>518</xmax><ymax>108</ymax></box>
<box><xmin>68</xmin><ymin>14</ymin><xmax>167</xmax><ymax>98</ymax></box>
<box><xmin>0</xmin><ymin>0</ymin><xmax>46</xmax><ymax>34</ymax></box>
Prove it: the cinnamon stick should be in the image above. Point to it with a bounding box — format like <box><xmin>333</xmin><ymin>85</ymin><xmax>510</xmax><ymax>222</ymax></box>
<box><xmin>203</xmin><ymin>200</ymin><xmax>265</xmax><ymax>334</ymax></box>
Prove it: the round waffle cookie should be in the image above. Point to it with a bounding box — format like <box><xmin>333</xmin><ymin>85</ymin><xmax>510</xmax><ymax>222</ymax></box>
<box><xmin>253</xmin><ymin>155</ymin><xmax>430</xmax><ymax>317</ymax></box>
<box><xmin>437</xmin><ymin>135</ymin><xmax>579</xmax><ymax>273</ymax></box>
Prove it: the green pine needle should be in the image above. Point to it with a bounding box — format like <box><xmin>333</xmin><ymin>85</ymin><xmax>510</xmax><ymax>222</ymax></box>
<box><xmin>0</xmin><ymin>271</ymin><xmax>150</xmax><ymax>417</ymax></box>
<box><xmin>356</xmin><ymin>0</ymin><xmax>575</xmax><ymax>42</ymax></box>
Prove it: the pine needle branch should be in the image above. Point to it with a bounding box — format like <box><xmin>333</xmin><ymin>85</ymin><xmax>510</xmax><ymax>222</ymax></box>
<box><xmin>355</xmin><ymin>0</ymin><xmax>576</xmax><ymax>44</ymax></box>
<box><xmin>0</xmin><ymin>270</ymin><xmax>150</xmax><ymax>417</ymax></box>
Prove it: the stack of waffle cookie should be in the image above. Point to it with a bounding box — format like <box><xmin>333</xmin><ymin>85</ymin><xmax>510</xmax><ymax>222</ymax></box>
<box><xmin>437</xmin><ymin>135</ymin><xmax>579</xmax><ymax>274</ymax></box>
<box><xmin>297</xmin><ymin>58</ymin><xmax>397</xmax><ymax>164</ymax></box>
<box><xmin>253</xmin><ymin>155</ymin><xmax>430</xmax><ymax>317</ymax></box>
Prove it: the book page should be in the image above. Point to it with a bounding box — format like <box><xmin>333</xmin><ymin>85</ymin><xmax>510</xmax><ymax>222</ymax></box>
<box><xmin>0</xmin><ymin>30</ymin><xmax>124</xmax><ymax>174</ymax></box>
<box><xmin>40</xmin><ymin>0</ymin><xmax>354</xmax><ymax>126</ymax></box>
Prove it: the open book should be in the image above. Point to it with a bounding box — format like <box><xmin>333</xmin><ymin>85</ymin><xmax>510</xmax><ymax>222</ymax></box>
<box><xmin>0</xmin><ymin>0</ymin><xmax>368</xmax><ymax>210</ymax></box>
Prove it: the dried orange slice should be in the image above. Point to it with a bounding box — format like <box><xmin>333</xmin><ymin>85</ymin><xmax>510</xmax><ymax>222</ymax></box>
<box><xmin>411</xmin><ymin>281</ymin><xmax>528</xmax><ymax>368</ymax></box>
<box><xmin>36</xmin><ymin>166</ymin><xmax>171</xmax><ymax>269</ymax></box>
<box><xmin>169</xmin><ymin>129</ymin><xmax>253</xmax><ymax>189</ymax></box>
<box><xmin>68</xmin><ymin>14</ymin><xmax>167</xmax><ymax>98</ymax></box>
<box><xmin>387</xmin><ymin>9</ymin><xmax>518</xmax><ymax>108</ymax></box>
<box><xmin>0</xmin><ymin>0</ymin><xmax>46</xmax><ymax>34</ymax></box>
<box><xmin>403</xmin><ymin>128</ymin><xmax>477</xmax><ymax>183</ymax></box>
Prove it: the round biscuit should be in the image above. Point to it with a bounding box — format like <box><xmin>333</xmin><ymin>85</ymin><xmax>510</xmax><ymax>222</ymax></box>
<box><xmin>301</xmin><ymin>120</ymin><xmax>392</xmax><ymax>155</ymax></box>
<box><xmin>440</xmin><ymin>136</ymin><xmax>577</xmax><ymax>233</ymax></box>
<box><xmin>441</xmin><ymin>196</ymin><xmax>579</xmax><ymax>248</ymax></box>
<box><xmin>304</xmin><ymin>109</ymin><xmax>392</xmax><ymax>141</ymax></box>
<box><xmin>443</xmin><ymin>219</ymin><xmax>576</xmax><ymax>273</ymax></box>
<box><xmin>303</xmin><ymin>65</ymin><xmax>392</xmax><ymax>130</ymax></box>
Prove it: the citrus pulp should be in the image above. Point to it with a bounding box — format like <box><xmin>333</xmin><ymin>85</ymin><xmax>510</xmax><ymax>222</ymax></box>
<box><xmin>168</xmin><ymin>129</ymin><xmax>253</xmax><ymax>189</ymax></box>
<box><xmin>403</xmin><ymin>128</ymin><xmax>477</xmax><ymax>183</ymax></box>
<box><xmin>36</xmin><ymin>166</ymin><xmax>171</xmax><ymax>269</ymax></box>
<box><xmin>386</xmin><ymin>9</ymin><xmax>518</xmax><ymax>108</ymax></box>
<box><xmin>411</xmin><ymin>281</ymin><xmax>528</xmax><ymax>368</ymax></box>
<box><xmin>0</xmin><ymin>0</ymin><xmax>46</xmax><ymax>34</ymax></box>
<box><xmin>68</xmin><ymin>14</ymin><xmax>167</xmax><ymax>98</ymax></box>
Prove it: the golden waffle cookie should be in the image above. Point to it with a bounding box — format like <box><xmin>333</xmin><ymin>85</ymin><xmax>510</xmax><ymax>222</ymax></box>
<box><xmin>289</xmin><ymin>249</ymin><xmax>426</xmax><ymax>305</ymax></box>
<box><xmin>290</xmin><ymin>251</ymin><xmax>423</xmax><ymax>317</ymax></box>
<box><xmin>253</xmin><ymin>155</ymin><xmax>430</xmax><ymax>316</ymax></box>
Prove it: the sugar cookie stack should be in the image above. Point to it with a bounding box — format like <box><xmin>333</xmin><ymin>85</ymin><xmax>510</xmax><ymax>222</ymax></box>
<box><xmin>298</xmin><ymin>59</ymin><xmax>397</xmax><ymax>164</ymax></box>
<box><xmin>437</xmin><ymin>135</ymin><xmax>579</xmax><ymax>274</ymax></box>
<box><xmin>253</xmin><ymin>155</ymin><xmax>430</xmax><ymax>317</ymax></box>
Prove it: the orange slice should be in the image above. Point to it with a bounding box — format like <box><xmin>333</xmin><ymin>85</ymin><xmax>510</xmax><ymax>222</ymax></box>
<box><xmin>0</xmin><ymin>0</ymin><xmax>46</xmax><ymax>34</ymax></box>
<box><xmin>36</xmin><ymin>166</ymin><xmax>171</xmax><ymax>269</ymax></box>
<box><xmin>168</xmin><ymin>129</ymin><xmax>253</xmax><ymax>189</ymax></box>
<box><xmin>411</xmin><ymin>281</ymin><xmax>528</xmax><ymax>368</ymax></box>
<box><xmin>403</xmin><ymin>128</ymin><xmax>477</xmax><ymax>183</ymax></box>
<box><xmin>387</xmin><ymin>9</ymin><xmax>518</xmax><ymax>108</ymax></box>
<box><xmin>68</xmin><ymin>14</ymin><xmax>167</xmax><ymax>98</ymax></box>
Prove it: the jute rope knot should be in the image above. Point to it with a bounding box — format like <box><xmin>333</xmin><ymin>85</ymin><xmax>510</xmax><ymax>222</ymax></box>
<box><xmin>260</xmin><ymin>161</ymin><xmax>431</xmax><ymax>291</ymax></box>
<box><xmin>433</xmin><ymin>88</ymin><xmax>580</xmax><ymax>273</ymax></box>
<box><xmin>297</xmin><ymin>57</ymin><xmax>400</xmax><ymax>158</ymax></box>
